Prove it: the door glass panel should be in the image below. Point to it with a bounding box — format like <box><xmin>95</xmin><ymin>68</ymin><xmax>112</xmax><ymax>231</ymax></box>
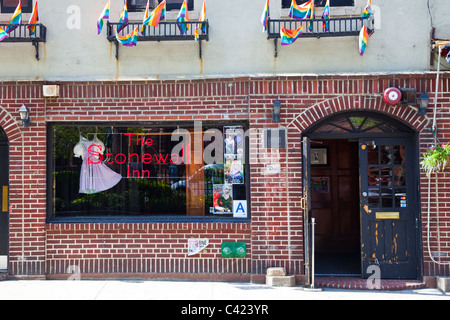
<box><xmin>380</xmin><ymin>145</ymin><xmax>392</xmax><ymax>165</ymax></box>
<box><xmin>368</xmin><ymin>167</ymin><xmax>379</xmax><ymax>186</ymax></box>
<box><xmin>368</xmin><ymin>145</ymin><xmax>378</xmax><ymax>165</ymax></box>
<box><xmin>368</xmin><ymin>188</ymin><xmax>379</xmax><ymax>207</ymax></box>
<box><xmin>380</xmin><ymin>167</ymin><xmax>392</xmax><ymax>186</ymax></box>
<box><xmin>394</xmin><ymin>145</ymin><xmax>406</xmax><ymax>164</ymax></box>
<box><xmin>381</xmin><ymin>188</ymin><xmax>394</xmax><ymax>208</ymax></box>
<box><xmin>394</xmin><ymin>167</ymin><xmax>407</xmax><ymax>186</ymax></box>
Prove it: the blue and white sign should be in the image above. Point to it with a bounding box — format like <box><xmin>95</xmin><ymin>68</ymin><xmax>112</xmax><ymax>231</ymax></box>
<box><xmin>233</xmin><ymin>200</ymin><xmax>248</xmax><ymax>218</ymax></box>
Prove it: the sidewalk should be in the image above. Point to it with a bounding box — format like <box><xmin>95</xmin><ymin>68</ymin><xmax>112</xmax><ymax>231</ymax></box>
<box><xmin>0</xmin><ymin>279</ymin><xmax>448</xmax><ymax>300</ymax></box>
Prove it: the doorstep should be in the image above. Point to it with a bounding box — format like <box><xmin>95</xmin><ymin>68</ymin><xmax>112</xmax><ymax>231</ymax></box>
<box><xmin>315</xmin><ymin>277</ymin><xmax>425</xmax><ymax>291</ymax></box>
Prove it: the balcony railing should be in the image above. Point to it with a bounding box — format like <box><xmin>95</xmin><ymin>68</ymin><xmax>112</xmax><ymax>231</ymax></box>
<box><xmin>267</xmin><ymin>16</ymin><xmax>372</xmax><ymax>57</ymax></box>
<box><xmin>0</xmin><ymin>23</ymin><xmax>47</xmax><ymax>60</ymax></box>
<box><xmin>107</xmin><ymin>20</ymin><xmax>209</xmax><ymax>60</ymax></box>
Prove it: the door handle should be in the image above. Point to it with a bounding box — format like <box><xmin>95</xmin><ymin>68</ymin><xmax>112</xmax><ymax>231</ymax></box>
<box><xmin>300</xmin><ymin>197</ymin><xmax>306</xmax><ymax>210</ymax></box>
<box><xmin>2</xmin><ymin>186</ymin><xmax>7</xmax><ymax>212</ymax></box>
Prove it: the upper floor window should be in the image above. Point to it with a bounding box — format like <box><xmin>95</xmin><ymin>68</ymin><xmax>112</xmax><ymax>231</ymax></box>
<box><xmin>1</xmin><ymin>0</ymin><xmax>33</xmax><ymax>13</ymax></box>
<box><xmin>127</xmin><ymin>0</ymin><xmax>194</xmax><ymax>12</ymax></box>
<box><xmin>281</xmin><ymin>0</ymin><xmax>354</xmax><ymax>8</ymax></box>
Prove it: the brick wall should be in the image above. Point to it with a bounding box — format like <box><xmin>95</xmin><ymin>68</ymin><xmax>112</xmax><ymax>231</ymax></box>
<box><xmin>0</xmin><ymin>73</ymin><xmax>449</xmax><ymax>280</ymax></box>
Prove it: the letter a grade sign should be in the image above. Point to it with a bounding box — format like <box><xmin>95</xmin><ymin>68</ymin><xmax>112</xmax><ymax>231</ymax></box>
<box><xmin>233</xmin><ymin>200</ymin><xmax>247</xmax><ymax>218</ymax></box>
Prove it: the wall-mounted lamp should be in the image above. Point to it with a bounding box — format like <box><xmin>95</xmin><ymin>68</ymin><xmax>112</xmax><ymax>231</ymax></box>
<box><xmin>18</xmin><ymin>104</ymin><xmax>31</xmax><ymax>127</ymax></box>
<box><xmin>272</xmin><ymin>99</ymin><xmax>282</xmax><ymax>123</ymax></box>
<box><xmin>417</xmin><ymin>92</ymin><xmax>430</xmax><ymax>117</ymax></box>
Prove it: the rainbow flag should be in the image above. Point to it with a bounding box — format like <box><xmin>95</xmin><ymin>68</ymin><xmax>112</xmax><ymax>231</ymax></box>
<box><xmin>6</xmin><ymin>2</ymin><xmax>22</xmax><ymax>34</ymax></box>
<box><xmin>0</xmin><ymin>27</ymin><xmax>8</xmax><ymax>42</ymax></box>
<box><xmin>359</xmin><ymin>25</ymin><xmax>369</xmax><ymax>55</ymax></box>
<box><xmin>117</xmin><ymin>2</ymin><xmax>129</xmax><ymax>33</ymax></box>
<box><xmin>142</xmin><ymin>0</ymin><xmax>166</xmax><ymax>34</ymax></box>
<box><xmin>97</xmin><ymin>1</ymin><xmax>110</xmax><ymax>35</ymax></box>
<box><xmin>280</xmin><ymin>26</ymin><xmax>303</xmax><ymax>45</ymax></box>
<box><xmin>195</xmin><ymin>0</ymin><xmax>206</xmax><ymax>41</ymax></box>
<box><xmin>177</xmin><ymin>0</ymin><xmax>189</xmax><ymax>35</ymax></box>
<box><xmin>261</xmin><ymin>0</ymin><xmax>270</xmax><ymax>32</ymax></box>
<box><xmin>289</xmin><ymin>0</ymin><xmax>314</xmax><ymax>32</ymax></box>
<box><xmin>116</xmin><ymin>26</ymin><xmax>138</xmax><ymax>47</ymax></box>
<box><xmin>289</xmin><ymin>0</ymin><xmax>313</xmax><ymax>20</ymax></box>
<box><xmin>322</xmin><ymin>0</ymin><xmax>330</xmax><ymax>31</ymax></box>
<box><xmin>198</xmin><ymin>0</ymin><xmax>207</xmax><ymax>33</ymax></box>
<box><xmin>27</xmin><ymin>1</ymin><xmax>39</xmax><ymax>35</ymax></box>
<box><xmin>361</xmin><ymin>0</ymin><xmax>373</xmax><ymax>19</ymax></box>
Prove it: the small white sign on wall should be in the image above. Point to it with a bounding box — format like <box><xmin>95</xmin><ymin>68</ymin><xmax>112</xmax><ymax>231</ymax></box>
<box><xmin>188</xmin><ymin>239</ymin><xmax>209</xmax><ymax>256</ymax></box>
<box><xmin>233</xmin><ymin>200</ymin><xmax>248</xmax><ymax>218</ymax></box>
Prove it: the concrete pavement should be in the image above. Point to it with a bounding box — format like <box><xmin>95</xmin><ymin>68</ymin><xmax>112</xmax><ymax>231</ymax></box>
<box><xmin>0</xmin><ymin>279</ymin><xmax>448</xmax><ymax>300</ymax></box>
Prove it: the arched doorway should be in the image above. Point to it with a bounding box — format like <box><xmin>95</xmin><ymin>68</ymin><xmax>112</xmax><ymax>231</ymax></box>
<box><xmin>303</xmin><ymin>111</ymin><xmax>420</xmax><ymax>280</ymax></box>
<box><xmin>0</xmin><ymin>127</ymin><xmax>8</xmax><ymax>271</ymax></box>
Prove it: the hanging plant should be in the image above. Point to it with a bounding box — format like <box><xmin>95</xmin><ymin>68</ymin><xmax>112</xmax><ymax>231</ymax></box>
<box><xmin>421</xmin><ymin>144</ymin><xmax>450</xmax><ymax>176</ymax></box>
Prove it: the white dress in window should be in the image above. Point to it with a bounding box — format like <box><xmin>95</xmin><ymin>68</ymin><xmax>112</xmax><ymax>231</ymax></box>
<box><xmin>73</xmin><ymin>135</ymin><xmax>122</xmax><ymax>194</ymax></box>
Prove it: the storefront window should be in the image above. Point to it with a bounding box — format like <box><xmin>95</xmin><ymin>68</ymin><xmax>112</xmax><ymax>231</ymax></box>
<box><xmin>49</xmin><ymin>123</ymin><xmax>249</xmax><ymax>220</ymax></box>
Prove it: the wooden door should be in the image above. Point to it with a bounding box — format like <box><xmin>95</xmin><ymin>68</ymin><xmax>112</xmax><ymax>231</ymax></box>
<box><xmin>359</xmin><ymin>137</ymin><xmax>418</xmax><ymax>279</ymax></box>
<box><xmin>311</xmin><ymin>140</ymin><xmax>360</xmax><ymax>254</ymax></box>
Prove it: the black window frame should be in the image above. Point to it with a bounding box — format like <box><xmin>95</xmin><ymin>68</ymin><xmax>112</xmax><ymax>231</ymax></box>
<box><xmin>0</xmin><ymin>0</ymin><xmax>33</xmax><ymax>13</ymax></box>
<box><xmin>46</xmin><ymin>121</ymin><xmax>251</xmax><ymax>223</ymax></box>
<box><xmin>281</xmin><ymin>0</ymin><xmax>354</xmax><ymax>8</ymax></box>
<box><xmin>127</xmin><ymin>0</ymin><xmax>194</xmax><ymax>12</ymax></box>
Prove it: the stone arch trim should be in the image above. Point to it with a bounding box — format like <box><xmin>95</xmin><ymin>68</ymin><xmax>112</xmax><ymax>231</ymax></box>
<box><xmin>0</xmin><ymin>106</ymin><xmax>22</xmax><ymax>142</ymax></box>
<box><xmin>287</xmin><ymin>95</ymin><xmax>431</xmax><ymax>133</ymax></box>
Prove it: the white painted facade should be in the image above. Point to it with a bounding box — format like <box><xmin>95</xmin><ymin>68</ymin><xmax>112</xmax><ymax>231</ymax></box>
<box><xmin>0</xmin><ymin>0</ymin><xmax>448</xmax><ymax>81</ymax></box>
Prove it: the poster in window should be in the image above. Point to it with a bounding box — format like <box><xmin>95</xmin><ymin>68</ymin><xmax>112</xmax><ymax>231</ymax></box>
<box><xmin>211</xmin><ymin>184</ymin><xmax>233</xmax><ymax>214</ymax></box>
<box><xmin>224</xmin><ymin>126</ymin><xmax>244</xmax><ymax>184</ymax></box>
<box><xmin>225</xmin><ymin>156</ymin><xmax>244</xmax><ymax>184</ymax></box>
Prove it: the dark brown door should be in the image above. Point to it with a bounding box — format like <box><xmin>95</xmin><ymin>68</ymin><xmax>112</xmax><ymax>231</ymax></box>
<box><xmin>359</xmin><ymin>137</ymin><xmax>418</xmax><ymax>279</ymax></box>
<box><xmin>0</xmin><ymin>137</ymin><xmax>8</xmax><ymax>267</ymax></box>
<box><xmin>310</xmin><ymin>139</ymin><xmax>361</xmax><ymax>276</ymax></box>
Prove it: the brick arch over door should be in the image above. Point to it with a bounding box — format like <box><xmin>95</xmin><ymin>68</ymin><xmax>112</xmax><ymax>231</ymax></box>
<box><xmin>286</xmin><ymin>95</ymin><xmax>431</xmax><ymax>133</ymax></box>
<box><xmin>0</xmin><ymin>106</ymin><xmax>22</xmax><ymax>143</ymax></box>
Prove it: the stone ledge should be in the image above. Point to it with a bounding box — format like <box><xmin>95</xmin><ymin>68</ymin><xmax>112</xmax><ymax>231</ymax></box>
<box><xmin>266</xmin><ymin>275</ymin><xmax>296</xmax><ymax>287</ymax></box>
<box><xmin>437</xmin><ymin>277</ymin><xmax>450</xmax><ymax>292</ymax></box>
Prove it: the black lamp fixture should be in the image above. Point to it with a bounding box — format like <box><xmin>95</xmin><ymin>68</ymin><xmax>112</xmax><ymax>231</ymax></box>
<box><xmin>18</xmin><ymin>104</ymin><xmax>31</xmax><ymax>127</ymax></box>
<box><xmin>272</xmin><ymin>99</ymin><xmax>282</xmax><ymax>123</ymax></box>
<box><xmin>417</xmin><ymin>92</ymin><xmax>430</xmax><ymax>117</ymax></box>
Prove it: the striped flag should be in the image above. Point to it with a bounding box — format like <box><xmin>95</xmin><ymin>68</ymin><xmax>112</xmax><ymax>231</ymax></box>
<box><xmin>289</xmin><ymin>0</ymin><xmax>314</xmax><ymax>32</ymax></box>
<box><xmin>142</xmin><ymin>0</ymin><xmax>166</xmax><ymax>31</ymax></box>
<box><xmin>97</xmin><ymin>1</ymin><xmax>110</xmax><ymax>35</ymax></box>
<box><xmin>177</xmin><ymin>0</ymin><xmax>189</xmax><ymax>35</ymax></box>
<box><xmin>359</xmin><ymin>25</ymin><xmax>369</xmax><ymax>55</ymax></box>
<box><xmin>361</xmin><ymin>0</ymin><xmax>373</xmax><ymax>19</ymax></box>
<box><xmin>280</xmin><ymin>26</ymin><xmax>303</xmax><ymax>45</ymax></box>
<box><xmin>117</xmin><ymin>2</ymin><xmax>129</xmax><ymax>33</ymax></box>
<box><xmin>0</xmin><ymin>27</ymin><xmax>8</xmax><ymax>42</ymax></box>
<box><xmin>6</xmin><ymin>1</ymin><xmax>22</xmax><ymax>34</ymax></box>
<box><xmin>261</xmin><ymin>0</ymin><xmax>270</xmax><ymax>32</ymax></box>
<box><xmin>116</xmin><ymin>26</ymin><xmax>139</xmax><ymax>47</ymax></box>
<box><xmin>195</xmin><ymin>0</ymin><xmax>206</xmax><ymax>41</ymax></box>
<box><xmin>322</xmin><ymin>0</ymin><xmax>330</xmax><ymax>31</ymax></box>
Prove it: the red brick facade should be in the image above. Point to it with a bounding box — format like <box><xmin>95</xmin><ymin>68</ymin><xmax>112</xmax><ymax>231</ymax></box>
<box><xmin>1</xmin><ymin>73</ymin><xmax>449</xmax><ymax>282</ymax></box>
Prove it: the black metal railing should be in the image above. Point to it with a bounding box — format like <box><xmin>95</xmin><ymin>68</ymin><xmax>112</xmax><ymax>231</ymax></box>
<box><xmin>267</xmin><ymin>17</ymin><xmax>367</xmax><ymax>39</ymax></box>
<box><xmin>107</xmin><ymin>20</ymin><xmax>209</xmax><ymax>60</ymax></box>
<box><xmin>107</xmin><ymin>21</ymin><xmax>208</xmax><ymax>42</ymax></box>
<box><xmin>0</xmin><ymin>23</ymin><xmax>47</xmax><ymax>60</ymax></box>
<box><xmin>267</xmin><ymin>16</ymin><xmax>372</xmax><ymax>57</ymax></box>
